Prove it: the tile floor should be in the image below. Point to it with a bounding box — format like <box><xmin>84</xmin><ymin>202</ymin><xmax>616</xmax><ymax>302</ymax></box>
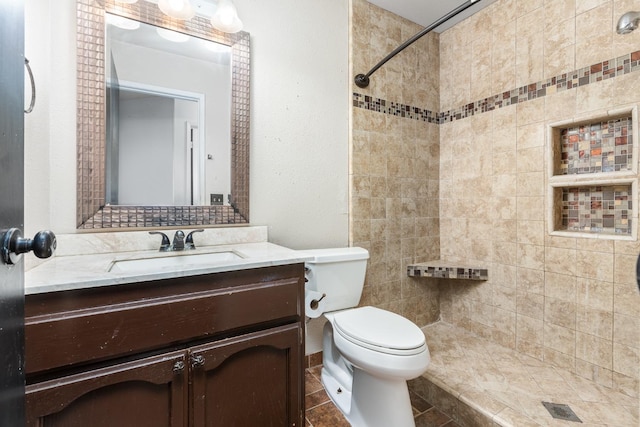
<box><xmin>304</xmin><ymin>363</ymin><xmax>461</xmax><ymax>427</ymax></box>
<box><xmin>305</xmin><ymin>322</ymin><xmax>639</xmax><ymax>427</ymax></box>
<box><xmin>413</xmin><ymin>322</ymin><xmax>640</xmax><ymax>427</ymax></box>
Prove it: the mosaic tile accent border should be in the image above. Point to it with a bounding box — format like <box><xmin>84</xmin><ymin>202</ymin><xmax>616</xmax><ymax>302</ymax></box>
<box><xmin>561</xmin><ymin>185</ymin><xmax>632</xmax><ymax>235</ymax></box>
<box><xmin>352</xmin><ymin>94</ymin><xmax>439</xmax><ymax>123</ymax></box>
<box><xmin>77</xmin><ymin>0</ymin><xmax>250</xmax><ymax>229</ymax></box>
<box><xmin>81</xmin><ymin>205</ymin><xmax>246</xmax><ymax>229</ymax></box>
<box><xmin>408</xmin><ymin>263</ymin><xmax>488</xmax><ymax>280</ymax></box>
<box><xmin>353</xmin><ymin>50</ymin><xmax>640</xmax><ymax>124</ymax></box>
<box><xmin>560</xmin><ymin>117</ymin><xmax>633</xmax><ymax>174</ymax></box>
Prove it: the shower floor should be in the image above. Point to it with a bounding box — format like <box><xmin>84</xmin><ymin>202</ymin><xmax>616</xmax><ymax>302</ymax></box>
<box><xmin>410</xmin><ymin>322</ymin><xmax>639</xmax><ymax>426</ymax></box>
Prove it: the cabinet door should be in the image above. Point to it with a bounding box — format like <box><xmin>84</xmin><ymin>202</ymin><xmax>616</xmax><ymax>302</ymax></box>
<box><xmin>190</xmin><ymin>323</ymin><xmax>303</xmax><ymax>427</ymax></box>
<box><xmin>26</xmin><ymin>350</ymin><xmax>188</xmax><ymax>427</ymax></box>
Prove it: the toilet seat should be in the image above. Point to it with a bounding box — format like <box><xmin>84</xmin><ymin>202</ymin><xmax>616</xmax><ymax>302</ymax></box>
<box><xmin>332</xmin><ymin>306</ymin><xmax>426</xmax><ymax>356</ymax></box>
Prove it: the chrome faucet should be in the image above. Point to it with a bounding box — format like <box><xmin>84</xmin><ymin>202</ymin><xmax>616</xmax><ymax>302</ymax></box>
<box><xmin>172</xmin><ymin>230</ymin><xmax>185</xmax><ymax>251</ymax></box>
<box><xmin>149</xmin><ymin>229</ymin><xmax>205</xmax><ymax>252</ymax></box>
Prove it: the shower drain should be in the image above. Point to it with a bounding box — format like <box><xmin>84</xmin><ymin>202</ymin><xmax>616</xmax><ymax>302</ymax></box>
<box><xmin>542</xmin><ymin>402</ymin><xmax>582</xmax><ymax>422</ymax></box>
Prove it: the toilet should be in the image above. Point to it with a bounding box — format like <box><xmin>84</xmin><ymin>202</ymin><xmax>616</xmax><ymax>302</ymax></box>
<box><xmin>303</xmin><ymin>247</ymin><xmax>430</xmax><ymax>427</ymax></box>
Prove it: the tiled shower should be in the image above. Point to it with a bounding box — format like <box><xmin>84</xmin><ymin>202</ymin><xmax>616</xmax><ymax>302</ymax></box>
<box><xmin>349</xmin><ymin>0</ymin><xmax>639</xmax><ymax>408</ymax></box>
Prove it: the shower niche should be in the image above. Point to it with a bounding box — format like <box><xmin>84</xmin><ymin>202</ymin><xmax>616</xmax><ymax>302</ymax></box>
<box><xmin>547</xmin><ymin>107</ymin><xmax>638</xmax><ymax>238</ymax></box>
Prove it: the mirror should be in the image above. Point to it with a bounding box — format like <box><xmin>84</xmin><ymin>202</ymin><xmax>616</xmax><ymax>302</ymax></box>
<box><xmin>106</xmin><ymin>15</ymin><xmax>232</xmax><ymax>207</ymax></box>
<box><xmin>77</xmin><ymin>0</ymin><xmax>250</xmax><ymax>229</ymax></box>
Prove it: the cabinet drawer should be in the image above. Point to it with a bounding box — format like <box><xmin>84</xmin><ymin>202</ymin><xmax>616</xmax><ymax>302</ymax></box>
<box><xmin>26</xmin><ymin>265</ymin><xmax>304</xmax><ymax>376</ymax></box>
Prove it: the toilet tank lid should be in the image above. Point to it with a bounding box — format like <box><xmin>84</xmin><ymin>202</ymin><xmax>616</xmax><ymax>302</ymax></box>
<box><xmin>300</xmin><ymin>247</ymin><xmax>369</xmax><ymax>263</ymax></box>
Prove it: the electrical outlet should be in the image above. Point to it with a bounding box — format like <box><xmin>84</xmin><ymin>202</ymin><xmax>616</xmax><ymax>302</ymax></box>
<box><xmin>210</xmin><ymin>194</ymin><xmax>223</xmax><ymax>205</ymax></box>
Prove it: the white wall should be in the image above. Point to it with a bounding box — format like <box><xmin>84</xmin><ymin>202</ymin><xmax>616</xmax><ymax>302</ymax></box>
<box><xmin>24</xmin><ymin>0</ymin><xmax>77</xmax><ymax>235</ymax></box>
<box><xmin>24</xmin><ymin>0</ymin><xmax>350</xmax><ymax>251</ymax></box>
<box><xmin>217</xmin><ymin>0</ymin><xmax>351</xmax><ymax>249</ymax></box>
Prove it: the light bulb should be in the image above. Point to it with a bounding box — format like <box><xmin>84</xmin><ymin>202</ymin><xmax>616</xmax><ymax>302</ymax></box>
<box><xmin>158</xmin><ymin>0</ymin><xmax>195</xmax><ymax>20</ymax></box>
<box><xmin>210</xmin><ymin>0</ymin><xmax>243</xmax><ymax>33</ymax></box>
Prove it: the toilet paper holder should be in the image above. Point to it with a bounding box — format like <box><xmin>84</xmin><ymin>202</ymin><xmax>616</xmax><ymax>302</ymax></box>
<box><xmin>309</xmin><ymin>293</ymin><xmax>326</xmax><ymax>310</ymax></box>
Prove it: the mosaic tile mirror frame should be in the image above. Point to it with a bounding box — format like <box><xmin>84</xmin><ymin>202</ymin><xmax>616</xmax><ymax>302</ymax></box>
<box><xmin>77</xmin><ymin>0</ymin><xmax>250</xmax><ymax>229</ymax></box>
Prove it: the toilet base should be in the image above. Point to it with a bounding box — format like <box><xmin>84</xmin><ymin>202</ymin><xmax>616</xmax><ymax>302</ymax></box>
<box><xmin>323</xmin><ymin>366</ymin><xmax>415</xmax><ymax>427</ymax></box>
<box><xmin>321</xmin><ymin>366</ymin><xmax>352</xmax><ymax>416</ymax></box>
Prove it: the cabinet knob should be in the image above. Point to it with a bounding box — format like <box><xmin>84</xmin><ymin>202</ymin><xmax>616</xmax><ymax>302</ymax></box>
<box><xmin>191</xmin><ymin>354</ymin><xmax>205</xmax><ymax>368</ymax></box>
<box><xmin>173</xmin><ymin>360</ymin><xmax>185</xmax><ymax>373</ymax></box>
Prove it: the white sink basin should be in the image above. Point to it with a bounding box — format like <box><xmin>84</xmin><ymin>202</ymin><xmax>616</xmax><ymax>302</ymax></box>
<box><xmin>108</xmin><ymin>251</ymin><xmax>243</xmax><ymax>273</ymax></box>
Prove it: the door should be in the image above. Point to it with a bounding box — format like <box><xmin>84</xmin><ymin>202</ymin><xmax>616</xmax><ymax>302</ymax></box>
<box><xmin>0</xmin><ymin>1</ymin><xmax>26</xmax><ymax>425</ymax></box>
<box><xmin>25</xmin><ymin>350</ymin><xmax>189</xmax><ymax>427</ymax></box>
<box><xmin>190</xmin><ymin>324</ymin><xmax>304</xmax><ymax>427</ymax></box>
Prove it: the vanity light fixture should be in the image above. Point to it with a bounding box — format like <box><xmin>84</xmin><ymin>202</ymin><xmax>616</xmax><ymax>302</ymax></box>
<box><xmin>158</xmin><ymin>0</ymin><xmax>196</xmax><ymax>20</ymax></box>
<box><xmin>210</xmin><ymin>0</ymin><xmax>243</xmax><ymax>33</ymax></box>
<box><xmin>148</xmin><ymin>0</ymin><xmax>243</xmax><ymax>34</ymax></box>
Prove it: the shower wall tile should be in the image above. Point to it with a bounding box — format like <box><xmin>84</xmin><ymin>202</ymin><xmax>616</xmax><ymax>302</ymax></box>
<box><xmin>613</xmin><ymin>312</ymin><xmax>640</xmax><ymax>348</ymax></box>
<box><xmin>517</xmin><ymin>219</ymin><xmax>545</xmax><ymax>245</ymax></box>
<box><xmin>352</xmin><ymin>0</ymin><xmax>639</xmax><ymax>400</ymax></box>
<box><xmin>544</xmin><ymin>323</ymin><xmax>577</xmax><ymax>363</ymax></box>
<box><xmin>517</xmin><ymin>0</ymin><xmax>544</xmax><ymax>16</ymax></box>
<box><xmin>576</xmin><ymin>305</ymin><xmax>614</xmax><ymax>339</ymax></box>
<box><xmin>544</xmin><ymin>271</ymin><xmax>577</xmax><ymax>301</ymax></box>
<box><xmin>614</xmin><ymin>281</ymin><xmax>640</xmax><ymax>317</ymax></box>
<box><xmin>470</xmin><ymin>34</ymin><xmax>493</xmax><ymax>99</ymax></box>
<box><xmin>576</xmin><ymin>4</ymin><xmax>613</xmax><ymax>69</ymax></box>
<box><xmin>612</xmin><ymin>342</ymin><xmax>640</xmax><ymax>378</ymax></box>
<box><xmin>515</xmin><ymin>8</ymin><xmax>545</xmax><ymax>88</ymax></box>
<box><xmin>577</xmin><ymin>331</ymin><xmax>614</xmax><ymax>369</ymax></box>
<box><xmin>517</xmin><ymin>266</ymin><xmax>546</xmax><ymax>294</ymax></box>
<box><xmin>614</xmin><ymin>252</ymin><xmax>639</xmax><ymax>284</ymax></box>
<box><xmin>493</xmin><ymin>25</ymin><xmax>518</xmax><ymax>96</ymax></box>
<box><xmin>577</xmin><ymin>277</ymin><xmax>614</xmax><ymax>311</ymax></box>
<box><xmin>576</xmin><ymin>0</ymin><xmax>610</xmax><ymax>14</ymax></box>
<box><xmin>516</xmin><ymin>196</ymin><xmax>545</xmax><ymax>220</ymax></box>
<box><xmin>545</xmin><ymin>297</ymin><xmax>577</xmax><ymax>329</ymax></box>
<box><xmin>517</xmin><ymin>289</ymin><xmax>545</xmax><ymax>319</ymax></box>
<box><xmin>516</xmin><ymin>314</ymin><xmax>545</xmax><ymax>358</ymax></box>
<box><xmin>435</xmin><ymin>0</ymin><xmax>639</xmax><ymax>396</ymax></box>
<box><xmin>350</xmin><ymin>0</ymin><xmax>441</xmax><ymax>326</ymax></box>
<box><xmin>576</xmin><ymin>249</ymin><xmax>614</xmax><ymax>282</ymax></box>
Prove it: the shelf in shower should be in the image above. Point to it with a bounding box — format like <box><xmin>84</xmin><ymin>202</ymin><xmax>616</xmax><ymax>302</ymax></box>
<box><xmin>407</xmin><ymin>261</ymin><xmax>488</xmax><ymax>281</ymax></box>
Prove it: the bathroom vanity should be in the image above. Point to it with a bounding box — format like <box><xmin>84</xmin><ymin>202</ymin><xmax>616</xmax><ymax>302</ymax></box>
<box><xmin>23</xmin><ymin>237</ymin><xmax>308</xmax><ymax>427</ymax></box>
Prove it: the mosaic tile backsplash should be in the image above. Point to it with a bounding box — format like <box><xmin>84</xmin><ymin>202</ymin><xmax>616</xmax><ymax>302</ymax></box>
<box><xmin>561</xmin><ymin>185</ymin><xmax>632</xmax><ymax>235</ymax></box>
<box><xmin>560</xmin><ymin>117</ymin><xmax>633</xmax><ymax>174</ymax></box>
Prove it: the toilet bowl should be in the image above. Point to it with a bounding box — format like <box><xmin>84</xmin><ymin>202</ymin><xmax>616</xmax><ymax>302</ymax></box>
<box><xmin>322</xmin><ymin>307</ymin><xmax>430</xmax><ymax>427</ymax></box>
<box><xmin>302</xmin><ymin>248</ymin><xmax>430</xmax><ymax>427</ymax></box>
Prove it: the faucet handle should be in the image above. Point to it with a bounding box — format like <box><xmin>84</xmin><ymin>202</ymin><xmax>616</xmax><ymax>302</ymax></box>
<box><xmin>149</xmin><ymin>231</ymin><xmax>170</xmax><ymax>252</ymax></box>
<box><xmin>185</xmin><ymin>229</ymin><xmax>205</xmax><ymax>249</ymax></box>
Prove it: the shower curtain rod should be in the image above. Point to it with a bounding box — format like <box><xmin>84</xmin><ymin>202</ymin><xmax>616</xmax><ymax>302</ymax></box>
<box><xmin>354</xmin><ymin>0</ymin><xmax>483</xmax><ymax>88</ymax></box>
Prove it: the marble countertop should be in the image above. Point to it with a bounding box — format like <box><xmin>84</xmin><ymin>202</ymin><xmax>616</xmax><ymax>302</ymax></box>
<box><xmin>25</xmin><ymin>242</ymin><xmax>312</xmax><ymax>295</ymax></box>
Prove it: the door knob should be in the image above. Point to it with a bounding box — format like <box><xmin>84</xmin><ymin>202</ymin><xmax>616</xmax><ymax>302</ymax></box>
<box><xmin>1</xmin><ymin>228</ymin><xmax>57</xmax><ymax>265</ymax></box>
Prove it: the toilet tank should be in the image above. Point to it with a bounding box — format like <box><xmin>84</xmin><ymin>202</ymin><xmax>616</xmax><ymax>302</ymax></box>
<box><xmin>302</xmin><ymin>247</ymin><xmax>369</xmax><ymax>312</ymax></box>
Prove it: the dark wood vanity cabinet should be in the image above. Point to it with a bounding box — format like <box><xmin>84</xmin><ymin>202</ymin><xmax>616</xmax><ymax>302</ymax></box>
<box><xmin>24</xmin><ymin>264</ymin><xmax>305</xmax><ymax>427</ymax></box>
